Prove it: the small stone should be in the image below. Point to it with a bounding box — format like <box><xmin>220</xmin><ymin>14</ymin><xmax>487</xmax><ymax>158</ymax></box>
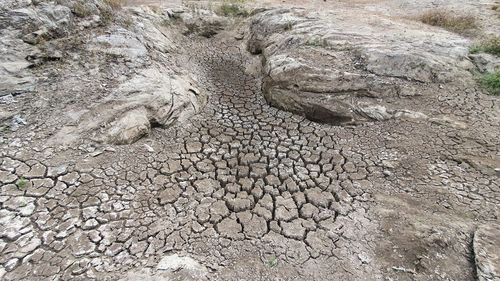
<box><xmin>358</xmin><ymin>253</ymin><xmax>371</xmax><ymax>264</ymax></box>
<box><xmin>47</xmin><ymin>165</ymin><xmax>68</xmax><ymax>177</ymax></box>
<box><xmin>5</xmin><ymin>258</ymin><xmax>19</xmax><ymax>271</ymax></box>
<box><xmin>82</xmin><ymin>219</ymin><xmax>99</xmax><ymax>230</ymax></box>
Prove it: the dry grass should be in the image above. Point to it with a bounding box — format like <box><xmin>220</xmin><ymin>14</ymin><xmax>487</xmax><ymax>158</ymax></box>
<box><xmin>493</xmin><ymin>2</ymin><xmax>500</xmax><ymax>18</ymax></box>
<box><xmin>418</xmin><ymin>9</ymin><xmax>478</xmax><ymax>35</ymax></box>
<box><xmin>470</xmin><ymin>36</ymin><xmax>500</xmax><ymax>56</ymax></box>
<box><xmin>104</xmin><ymin>0</ymin><xmax>126</xmax><ymax>10</ymax></box>
<box><xmin>72</xmin><ymin>2</ymin><xmax>90</xmax><ymax>17</ymax></box>
<box><xmin>216</xmin><ymin>0</ymin><xmax>249</xmax><ymax>17</ymax></box>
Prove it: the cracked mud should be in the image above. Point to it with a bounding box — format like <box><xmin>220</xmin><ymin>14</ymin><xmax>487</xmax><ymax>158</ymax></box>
<box><xmin>1</xmin><ymin>1</ymin><xmax>499</xmax><ymax>280</ymax></box>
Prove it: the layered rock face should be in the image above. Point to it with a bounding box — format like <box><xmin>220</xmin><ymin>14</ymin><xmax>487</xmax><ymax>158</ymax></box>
<box><xmin>0</xmin><ymin>0</ymin><xmax>206</xmax><ymax>145</ymax></box>
<box><xmin>247</xmin><ymin>8</ymin><xmax>475</xmax><ymax>124</ymax></box>
<box><xmin>474</xmin><ymin>224</ymin><xmax>500</xmax><ymax>281</ymax></box>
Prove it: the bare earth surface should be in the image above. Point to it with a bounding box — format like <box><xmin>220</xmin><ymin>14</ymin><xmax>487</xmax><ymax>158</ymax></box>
<box><xmin>0</xmin><ymin>0</ymin><xmax>499</xmax><ymax>280</ymax></box>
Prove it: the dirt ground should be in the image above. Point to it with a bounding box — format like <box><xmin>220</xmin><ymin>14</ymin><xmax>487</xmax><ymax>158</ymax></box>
<box><xmin>0</xmin><ymin>0</ymin><xmax>499</xmax><ymax>280</ymax></box>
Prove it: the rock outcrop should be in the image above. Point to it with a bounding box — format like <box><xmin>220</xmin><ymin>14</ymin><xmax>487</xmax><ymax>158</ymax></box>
<box><xmin>66</xmin><ymin>69</ymin><xmax>204</xmax><ymax>145</ymax></box>
<box><xmin>247</xmin><ymin>8</ymin><xmax>475</xmax><ymax>124</ymax></box>
<box><xmin>1</xmin><ymin>1</ymin><xmax>207</xmax><ymax>145</ymax></box>
<box><xmin>474</xmin><ymin>224</ymin><xmax>500</xmax><ymax>281</ymax></box>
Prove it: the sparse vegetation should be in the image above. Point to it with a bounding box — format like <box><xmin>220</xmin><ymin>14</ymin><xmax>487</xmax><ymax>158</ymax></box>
<box><xmin>100</xmin><ymin>10</ymin><xmax>113</xmax><ymax>24</ymax></box>
<box><xmin>16</xmin><ymin>177</ymin><xmax>28</xmax><ymax>189</ymax></box>
<box><xmin>216</xmin><ymin>0</ymin><xmax>249</xmax><ymax>17</ymax></box>
<box><xmin>104</xmin><ymin>0</ymin><xmax>125</xmax><ymax>10</ymax></box>
<box><xmin>72</xmin><ymin>2</ymin><xmax>90</xmax><ymax>18</ymax></box>
<box><xmin>493</xmin><ymin>2</ymin><xmax>500</xmax><ymax>12</ymax></box>
<box><xmin>304</xmin><ymin>37</ymin><xmax>329</xmax><ymax>48</ymax></box>
<box><xmin>284</xmin><ymin>21</ymin><xmax>293</xmax><ymax>31</ymax></box>
<box><xmin>149</xmin><ymin>5</ymin><xmax>161</xmax><ymax>14</ymax></box>
<box><xmin>266</xmin><ymin>256</ymin><xmax>278</xmax><ymax>268</ymax></box>
<box><xmin>470</xmin><ymin>36</ymin><xmax>500</xmax><ymax>56</ymax></box>
<box><xmin>418</xmin><ymin>9</ymin><xmax>478</xmax><ymax>35</ymax></box>
<box><xmin>480</xmin><ymin>71</ymin><xmax>500</xmax><ymax>96</ymax></box>
<box><xmin>122</xmin><ymin>16</ymin><xmax>134</xmax><ymax>28</ymax></box>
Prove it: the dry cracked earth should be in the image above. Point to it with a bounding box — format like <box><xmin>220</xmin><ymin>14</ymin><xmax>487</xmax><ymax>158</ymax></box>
<box><xmin>1</xmin><ymin>0</ymin><xmax>500</xmax><ymax>281</ymax></box>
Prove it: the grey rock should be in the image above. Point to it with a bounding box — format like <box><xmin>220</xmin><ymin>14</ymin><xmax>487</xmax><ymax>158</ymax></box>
<box><xmin>4</xmin><ymin>258</ymin><xmax>19</xmax><ymax>272</ymax></box>
<box><xmin>47</xmin><ymin>165</ymin><xmax>68</xmax><ymax>177</ymax></box>
<box><xmin>470</xmin><ymin>53</ymin><xmax>500</xmax><ymax>73</ymax></box>
<box><xmin>474</xmin><ymin>224</ymin><xmax>500</xmax><ymax>281</ymax></box>
<box><xmin>105</xmin><ymin>108</ymin><xmax>151</xmax><ymax>145</ymax></box>
<box><xmin>52</xmin><ymin>68</ymin><xmax>206</xmax><ymax>145</ymax></box>
<box><xmin>247</xmin><ymin>8</ymin><xmax>474</xmax><ymax>125</ymax></box>
<box><xmin>156</xmin><ymin>254</ymin><xmax>208</xmax><ymax>280</ymax></box>
<box><xmin>92</xmin><ymin>29</ymin><xmax>148</xmax><ymax>60</ymax></box>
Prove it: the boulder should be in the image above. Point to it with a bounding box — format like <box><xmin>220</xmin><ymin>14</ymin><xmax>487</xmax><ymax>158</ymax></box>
<box><xmin>52</xmin><ymin>68</ymin><xmax>206</xmax><ymax>145</ymax></box>
<box><xmin>247</xmin><ymin>8</ymin><xmax>474</xmax><ymax>124</ymax></box>
<box><xmin>470</xmin><ymin>53</ymin><xmax>500</xmax><ymax>73</ymax></box>
<box><xmin>0</xmin><ymin>35</ymin><xmax>36</xmax><ymax>97</ymax></box>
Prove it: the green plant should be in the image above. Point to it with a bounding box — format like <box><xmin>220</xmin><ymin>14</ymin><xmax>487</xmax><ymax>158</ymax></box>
<box><xmin>16</xmin><ymin>177</ymin><xmax>28</xmax><ymax>189</ymax></box>
<box><xmin>266</xmin><ymin>256</ymin><xmax>278</xmax><ymax>268</ymax></box>
<box><xmin>469</xmin><ymin>36</ymin><xmax>500</xmax><ymax>56</ymax></box>
<box><xmin>480</xmin><ymin>71</ymin><xmax>500</xmax><ymax>96</ymax></box>
<box><xmin>418</xmin><ymin>9</ymin><xmax>478</xmax><ymax>35</ymax></box>
<box><xmin>72</xmin><ymin>2</ymin><xmax>90</xmax><ymax>18</ymax></box>
<box><xmin>216</xmin><ymin>0</ymin><xmax>249</xmax><ymax>17</ymax></box>
<box><xmin>304</xmin><ymin>37</ymin><xmax>329</xmax><ymax>48</ymax></box>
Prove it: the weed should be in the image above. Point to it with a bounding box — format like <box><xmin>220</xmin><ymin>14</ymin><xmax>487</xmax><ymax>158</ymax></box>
<box><xmin>266</xmin><ymin>256</ymin><xmax>278</xmax><ymax>268</ymax></box>
<box><xmin>418</xmin><ymin>9</ymin><xmax>478</xmax><ymax>35</ymax></box>
<box><xmin>101</xmin><ymin>0</ymin><xmax>126</xmax><ymax>25</ymax></box>
<box><xmin>16</xmin><ymin>177</ymin><xmax>28</xmax><ymax>189</ymax></box>
<box><xmin>72</xmin><ymin>2</ymin><xmax>90</xmax><ymax>18</ymax></box>
<box><xmin>216</xmin><ymin>0</ymin><xmax>249</xmax><ymax>17</ymax></box>
<box><xmin>480</xmin><ymin>71</ymin><xmax>500</xmax><ymax>96</ymax></box>
<box><xmin>150</xmin><ymin>5</ymin><xmax>161</xmax><ymax>14</ymax></box>
<box><xmin>104</xmin><ymin>0</ymin><xmax>125</xmax><ymax>10</ymax></box>
<box><xmin>469</xmin><ymin>36</ymin><xmax>500</xmax><ymax>56</ymax></box>
<box><xmin>100</xmin><ymin>9</ymin><xmax>115</xmax><ymax>25</ymax></box>
<box><xmin>122</xmin><ymin>17</ymin><xmax>134</xmax><ymax>28</ymax></box>
<box><xmin>284</xmin><ymin>21</ymin><xmax>293</xmax><ymax>31</ymax></box>
<box><xmin>304</xmin><ymin>37</ymin><xmax>329</xmax><ymax>48</ymax></box>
